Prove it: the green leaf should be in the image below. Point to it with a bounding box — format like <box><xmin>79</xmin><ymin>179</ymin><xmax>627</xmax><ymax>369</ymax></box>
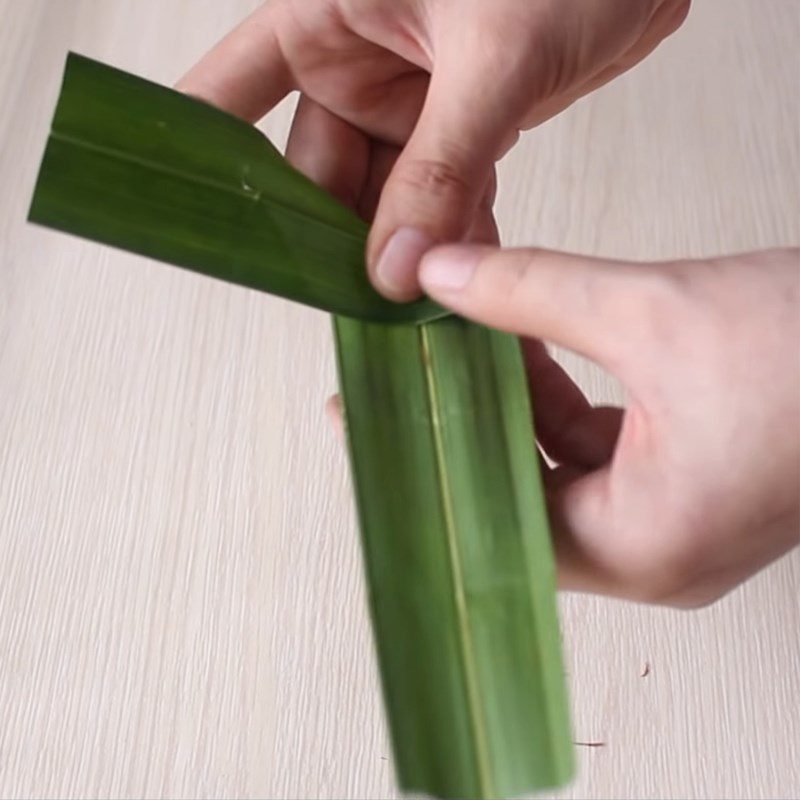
<box><xmin>28</xmin><ymin>53</ymin><xmax>446</xmax><ymax>324</ymax></box>
<box><xmin>335</xmin><ymin>316</ymin><xmax>574</xmax><ymax>799</ymax></box>
<box><xmin>28</xmin><ymin>53</ymin><xmax>574</xmax><ymax>799</ymax></box>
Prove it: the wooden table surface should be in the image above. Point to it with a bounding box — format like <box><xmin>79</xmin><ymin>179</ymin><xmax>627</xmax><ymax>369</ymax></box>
<box><xmin>1</xmin><ymin>1</ymin><xmax>798</xmax><ymax>798</ymax></box>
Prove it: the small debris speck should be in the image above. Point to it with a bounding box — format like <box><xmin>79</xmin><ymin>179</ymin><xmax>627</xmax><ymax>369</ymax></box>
<box><xmin>641</xmin><ymin>662</ymin><xmax>651</xmax><ymax>678</ymax></box>
<box><xmin>574</xmin><ymin>741</ymin><xmax>605</xmax><ymax>748</ymax></box>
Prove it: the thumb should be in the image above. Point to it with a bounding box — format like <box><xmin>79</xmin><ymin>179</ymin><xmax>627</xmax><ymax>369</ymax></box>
<box><xmin>420</xmin><ymin>244</ymin><xmax>672</xmax><ymax>373</ymax></box>
<box><xmin>368</xmin><ymin>68</ymin><xmax>516</xmax><ymax>301</ymax></box>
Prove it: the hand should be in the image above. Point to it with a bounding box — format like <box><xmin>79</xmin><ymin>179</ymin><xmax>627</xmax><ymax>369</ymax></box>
<box><xmin>410</xmin><ymin>245</ymin><xmax>800</xmax><ymax>607</ymax></box>
<box><xmin>178</xmin><ymin>0</ymin><xmax>690</xmax><ymax>300</ymax></box>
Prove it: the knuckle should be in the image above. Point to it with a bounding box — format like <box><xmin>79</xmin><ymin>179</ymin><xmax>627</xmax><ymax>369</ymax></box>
<box><xmin>492</xmin><ymin>251</ymin><xmax>539</xmax><ymax>305</ymax></box>
<box><xmin>394</xmin><ymin>157</ymin><xmax>473</xmax><ymax>203</ymax></box>
<box><xmin>669</xmin><ymin>0</ymin><xmax>693</xmax><ymax>29</ymax></box>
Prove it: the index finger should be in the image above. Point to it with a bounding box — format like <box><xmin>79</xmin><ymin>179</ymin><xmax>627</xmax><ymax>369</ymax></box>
<box><xmin>176</xmin><ymin>4</ymin><xmax>295</xmax><ymax>122</ymax></box>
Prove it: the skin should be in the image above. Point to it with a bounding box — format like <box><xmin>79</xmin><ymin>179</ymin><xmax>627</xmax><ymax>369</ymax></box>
<box><xmin>417</xmin><ymin>245</ymin><xmax>800</xmax><ymax>607</ymax></box>
<box><xmin>180</xmin><ymin>0</ymin><xmax>800</xmax><ymax>606</ymax></box>
<box><xmin>179</xmin><ymin>0</ymin><xmax>691</xmax><ymax>297</ymax></box>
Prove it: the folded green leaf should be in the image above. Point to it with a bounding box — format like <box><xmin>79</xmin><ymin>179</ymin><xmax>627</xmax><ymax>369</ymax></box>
<box><xmin>28</xmin><ymin>53</ymin><xmax>574</xmax><ymax>800</ymax></box>
<box><xmin>335</xmin><ymin>316</ymin><xmax>573</xmax><ymax>798</ymax></box>
<box><xmin>28</xmin><ymin>53</ymin><xmax>446</xmax><ymax>324</ymax></box>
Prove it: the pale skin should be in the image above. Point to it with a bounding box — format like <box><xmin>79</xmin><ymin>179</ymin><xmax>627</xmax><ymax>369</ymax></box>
<box><xmin>180</xmin><ymin>0</ymin><xmax>800</xmax><ymax>607</ymax></box>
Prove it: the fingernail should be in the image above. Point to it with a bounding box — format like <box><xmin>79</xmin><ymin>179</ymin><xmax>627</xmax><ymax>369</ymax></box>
<box><xmin>420</xmin><ymin>245</ymin><xmax>481</xmax><ymax>292</ymax></box>
<box><xmin>375</xmin><ymin>227</ymin><xmax>434</xmax><ymax>297</ymax></box>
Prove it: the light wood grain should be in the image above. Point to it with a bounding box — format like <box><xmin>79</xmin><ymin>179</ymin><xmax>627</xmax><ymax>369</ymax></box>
<box><xmin>1</xmin><ymin>1</ymin><xmax>798</xmax><ymax>798</ymax></box>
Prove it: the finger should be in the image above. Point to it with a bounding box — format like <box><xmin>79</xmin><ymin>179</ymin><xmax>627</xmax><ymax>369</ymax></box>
<box><xmin>517</xmin><ymin>0</ymin><xmax>692</xmax><ymax>131</ymax></box>
<box><xmin>357</xmin><ymin>142</ymin><xmax>401</xmax><ymax>223</ymax></box>
<box><xmin>553</xmin><ymin>0</ymin><xmax>692</xmax><ymax>117</ymax></box>
<box><xmin>325</xmin><ymin>394</ymin><xmax>345</xmax><ymax>443</ymax></box>
<box><xmin>285</xmin><ymin>96</ymin><xmax>370</xmax><ymax>209</ymax></box>
<box><xmin>464</xmin><ymin>170</ymin><xmax>500</xmax><ymax>245</ymax></box>
<box><xmin>465</xmin><ymin>204</ymin><xmax>501</xmax><ymax>248</ymax></box>
<box><xmin>334</xmin><ymin>69</ymin><xmax>430</xmax><ymax>149</ymax></box>
<box><xmin>419</xmin><ymin>244</ymin><xmax>673</xmax><ymax>373</ymax></box>
<box><xmin>365</xmin><ymin>0</ymin><xmax>673</xmax><ymax>295</ymax></box>
<box><xmin>648</xmin><ymin>0</ymin><xmax>692</xmax><ymax>43</ymax></box>
<box><xmin>547</xmin><ymin>469</ymin><xmax>627</xmax><ymax>596</ymax></box>
<box><xmin>360</xmin><ymin>148</ymin><xmax>499</xmax><ymax>239</ymax></box>
<box><xmin>496</xmin><ymin>128</ymin><xmax>521</xmax><ymax>161</ymax></box>
<box><xmin>588</xmin><ymin>0</ymin><xmax>692</xmax><ymax>87</ymax></box>
<box><xmin>541</xmin><ymin>462</ymin><xmax>585</xmax><ymax>495</ymax></box>
<box><xmin>367</xmin><ymin>61</ymin><xmax>518</xmax><ymax>301</ymax></box>
<box><xmin>522</xmin><ymin>340</ymin><xmax>624</xmax><ymax>468</ymax></box>
<box><xmin>176</xmin><ymin>5</ymin><xmax>294</xmax><ymax>122</ymax></box>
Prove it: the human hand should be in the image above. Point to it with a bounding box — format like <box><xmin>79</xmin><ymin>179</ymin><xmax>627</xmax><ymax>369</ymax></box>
<box><xmin>179</xmin><ymin>0</ymin><xmax>691</xmax><ymax>300</ymax></box>
<box><xmin>406</xmin><ymin>245</ymin><xmax>799</xmax><ymax>607</ymax></box>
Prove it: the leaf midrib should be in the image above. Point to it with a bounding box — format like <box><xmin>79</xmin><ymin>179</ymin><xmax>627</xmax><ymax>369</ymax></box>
<box><xmin>419</xmin><ymin>323</ymin><xmax>494</xmax><ymax>798</ymax></box>
<box><xmin>49</xmin><ymin>129</ymin><xmax>367</xmax><ymax>246</ymax></box>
